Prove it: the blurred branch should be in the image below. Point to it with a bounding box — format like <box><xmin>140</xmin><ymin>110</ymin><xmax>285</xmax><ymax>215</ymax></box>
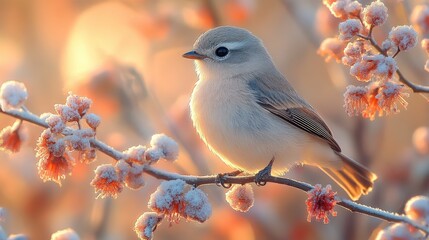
<box><xmin>2</xmin><ymin>108</ymin><xmax>429</xmax><ymax>235</ymax></box>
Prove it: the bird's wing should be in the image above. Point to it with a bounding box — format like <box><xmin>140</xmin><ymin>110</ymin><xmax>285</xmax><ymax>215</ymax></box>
<box><xmin>248</xmin><ymin>76</ymin><xmax>341</xmax><ymax>152</ymax></box>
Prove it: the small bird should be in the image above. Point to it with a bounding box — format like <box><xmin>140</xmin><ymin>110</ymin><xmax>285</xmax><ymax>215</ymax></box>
<box><xmin>183</xmin><ymin>26</ymin><xmax>377</xmax><ymax>200</ymax></box>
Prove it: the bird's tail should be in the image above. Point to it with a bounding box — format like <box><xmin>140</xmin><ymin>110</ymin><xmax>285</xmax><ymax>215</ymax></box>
<box><xmin>320</xmin><ymin>152</ymin><xmax>377</xmax><ymax>201</ymax></box>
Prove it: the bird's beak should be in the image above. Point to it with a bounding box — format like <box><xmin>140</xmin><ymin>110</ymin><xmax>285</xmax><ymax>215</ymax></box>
<box><xmin>182</xmin><ymin>50</ymin><xmax>206</xmax><ymax>60</ymax></box>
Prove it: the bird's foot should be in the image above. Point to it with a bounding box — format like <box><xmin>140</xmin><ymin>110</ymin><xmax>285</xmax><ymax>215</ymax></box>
<box><xmin>215</xmin><ymin>170</ymin><xmax>243</xmax><ymax>188</ymax></box>
<box><xmin>255</xmin><ymin>158</ymin><xmax>275</xmax><ymax>186</ymax></box>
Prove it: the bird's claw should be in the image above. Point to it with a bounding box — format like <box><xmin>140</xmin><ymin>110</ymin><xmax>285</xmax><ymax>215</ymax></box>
<box><xmin>215</xmin><ymin>170</ymin><xmax>243</xmax><ymax>188</ymax></box>
<box><xmin>255</xmin><ymin>158</ymin><xmax>275</xmax><ymax>186</ymax></box>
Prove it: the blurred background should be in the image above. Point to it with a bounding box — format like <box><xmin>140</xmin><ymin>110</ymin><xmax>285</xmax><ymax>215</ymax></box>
<box><xmin>0</xmin><ymin>0</ymin><xmax>429</xmax><ymax>239</ymax></box>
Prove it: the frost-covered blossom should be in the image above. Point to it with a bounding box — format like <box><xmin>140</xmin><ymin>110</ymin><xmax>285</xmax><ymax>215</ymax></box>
<box><xmin>54</xmin><ymin>104</ymin><xmax>80</xmax><ymax>122</ymax></box>
<box><xmin>324</xmin><ymin>0</ymin><xmax>361</xmax><ymax>20</ymax></box>
<box><xmin>115</xmin><ymin>160</ymin><xmax>131</xmax><ymax>180</ymax></box>
<box><xmin>0</xmin><ymin>81</ymin><xmax>27</xmax><ymax>111</ymax></box>
<box><xmin>36</xmin><ymin>130</ymin><xmax>74</xmax><ymax>185</ymax></box>
<box><xmin>376</xmin><ymin>81</ymin><xmax>408</xmax><ymax>115</ymax></box>
<box><xmin>338</xmin><ymin>19</ymin><xmax>362</xmax><ymax>41</ymax></box>
<box><xmin>343</xmin><ymin>85</ymin><xmax>368</xmax><ymax>116</ymax></box>
<box><xmin>149</xmin><ymin>134</ymin><xmax>179</xmax><ymax>161</ymax></box>
<box><xmin>148</xmin><ymin>179</ymin><xmax>186</xmax><ymax>222</ymax></box>
<box><xmin>306</xmin><ymin>184</ymin><xmax>338</xmax><ymax>224</ymax></box>
<box><xmin>0</xmin><ymin>121</ymin><xmax>25</xmax><ymax>153</ymax></box>
<box><xmin>362</xmin><ymin>1</ymin><xmax>388</xmax><ymax>27</ymax></box>
<box><xmin>421</xmin><ymin>39</ymin><xmax>429</xmax><ymax>55</ymax></box>
<box><xmin>79</xmin><ymin>148</ymin><xmax>97</xmax><ymax>164</ymax></box>
<box><xmin>375</xmin><ymin>223</ymin><xmax>424</xmax><ymax>240</ymax></box>
<box><xmin>125</xmin><ymin>172</ymin><xmax>145</xmax><ymax>190</ymax></box>
<box><xmin>318</xmin><ymin>38</ymin><xmax>346</xmax><ymax>62</ymax></box>
<box><xmin>411</xmin><ymin>5</ymin><xmax>429</xmax><ymax>35</ymax></box>
<box><xmin>389</xmin><ymin>26</ymin><xmax>418</xmax><ymax>51</ymax></box>
<box><xmin>123</xmin><ymin>145</ymin><xmax>147</xmax><ymax>163</ymax></box>
<box><xmin>412</xmin><ymin>127</ymin><xmax>429</xmax><ymax>155</ymax></box>
<box><xmin>350</xmin><ymin>54</ymin><xmax>396</xmax><ymax>82</ymax></box>
<box><xmin>66</xmin><ymin>129</ymin><xmax>94</xmax><ymax>151</ymax></box>
<box><xmin>91</xmin><ymin>164</ymin><xmax>124</xmax><ymax>198</ymax></box>
<box><xmin>225</xmin><ymin>184</ymin><xmax>254</xmax><ymax>212</ymax></box>
<box><xmin>404</xmin><ymin>195</ymin><xmax>429</xmax><ymax>223</ymax></box>
<box><xmin>50</xmin><ymin>228</ymin><xmax>80</xmax><ymax>240</ymax></box>
<box><xmin>342</xmin><ymin>40</ymin><xmax>366</xmax><ymax>66</ymax></box>
<box><xmin>46</xmin><ymin>115</ymin><xmax>65</xmax><ymax>134</ymax></box>
<box><xmin>66</xmin><ymin>92</ymin><xmax>92</xmax><ymax>117</ymax></box>
<box><xmin>7</xmin><ymin>234</ymin><xmax>28</xmax><ymax>240</ymax></box>
<box><xmin>183</xmin><ymin>188</ymin><xmax>212</xmax><ymax>223</ymax></box>
<box><xmin>85</xmin><ymin>113</ymin><xmax>100</xmax><ymax>129</ymax></box>
<box><xmin>134</xmin><ymin>212</ymin><xmax>163</xmax><ymax>240</ymax></box>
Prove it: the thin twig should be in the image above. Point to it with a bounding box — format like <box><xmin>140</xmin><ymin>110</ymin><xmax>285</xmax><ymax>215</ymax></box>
<box><xmin>2</xmin><ymin>108</ymin><xmax>429</xmax><ymax>234</ymax></box>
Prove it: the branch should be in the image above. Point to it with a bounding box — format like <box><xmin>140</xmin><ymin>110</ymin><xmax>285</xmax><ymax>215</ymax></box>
<box><xmin>1</xmin><ymin>107</ymin><xmax>429</xmax><ymax>234</ymax></box>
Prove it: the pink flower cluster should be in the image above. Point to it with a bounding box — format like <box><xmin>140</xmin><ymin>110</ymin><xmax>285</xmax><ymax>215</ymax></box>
<box><xmin>91</xmin><ymin>133</ymin><xmax>179</xmax><ymax>198</ymax></box>
<box><xmin>147</xmin><ymin>179</ymin><xmax>212</xmax><ymax>223</ymax></box>
<box><xmin>305</xmin><ymin>184</ymin><xmax>338</xmax><ymax>224</ymax></box>
<box><xmin>135</xmin><ymin>180</ymin><xmax>211</xmax><ymax>239</ymax></box>
<box><xmin>375</xmin><ymin>196</ymin><xmax>429</xmax><ymax>239</ymax></box>
<box><xmin>35</xmin><ymin>93</ymin><xmax>98</xmax><ymax>185</ymax></box>
<box><xmin>319</xmin><ymin>0</ymin><xmax>419</xmax><ymax>120</ymax></box>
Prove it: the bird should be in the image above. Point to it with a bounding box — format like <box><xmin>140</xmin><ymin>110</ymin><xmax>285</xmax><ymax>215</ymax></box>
<box><xmin>183</xmin><ymin>26</ymin><xmax>377</xmax><ymax>200</ymax></box>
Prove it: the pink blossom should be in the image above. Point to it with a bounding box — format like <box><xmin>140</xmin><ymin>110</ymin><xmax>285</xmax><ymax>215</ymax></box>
<box><xmin>0</xmin><ymin>121</ymin><xmax>24</xmax><ymax>153</ymax></box>
<box><xmin>225</xmin><ymin>184</ymin><xmax>255</xmax><ymax>212</ymax></box>
<box><xmin>0</xmin><ymin>81</ymin><xmax>28</xmax><ymax>111</ymax></box>
<box><xmin>342</xmin><ymin>40</ymin><xmax>366</xmax><ymax>66</ymax></box>
<box><xmin>343</xmin><ymin>85</ymin><xmax>369</xmax><ymax>116</ymax></box>
<box><xmin>36</xmin><ymin>129</ymin><xmax>74</xmax><ymax>185</ymax></box>
<box><xmin>123</xmin><ymin>145</ymin><xmax>147</xmax><ymax>163</ymax></box>
<box><xmin>149</xmin><ymin>134</ymin><xmax>179</xmax><ymax>161</ymax></box>
<box><xmin>350</xmin><ymin>54</ymin><xmax>396</xmax><ymax>82</ymax></box>
<box><xmin>375</xmin><ymin>223</ymin><xmax>424</xmax><ymax>240</ymax></box>
<box><xmin>376</xmin><ymin>81</ymin><xmax>409</xmax><ymax>115</ymax></box>
<box><xmin>339</xmin><ymin>19</ymin><xmax>362</xmax><ymax>41</ymax></box>
<box><xmin>66</xmin><ymin>92</ymin><xmax>92</xmax><ymax>117</ymax></box>
<box><xmin>306</xmin><ymin>184</ymin><xmax>338</xmax><ymax>224</ymax></box>
<box><xmin>325</xmin><ymin>0</ymin><xmax>361</xmax><ymax>20</ymax></box>
<box><xmin>91</xmin><ymin>164</ymin><xmax>124</xmax><ymax>198</ymax></box>
<box><xmin>46</xmin><ymin>115</ymin><xmax>65</xmax><ymax>134</ymax></box>
<box><xmin>318</xmin><ymin>38</ymin><xmax>346</xmax><ymax>62</ymax></box>
<box><xmin>134</xmin><ymin>212</ymin><xmax>163</xmax><ymax>240</ymax></box>
<box><xmin>148</xmin><ymin>179</ymin><xmax>186</xmax><ymax>222</ymax></box>
<box><xmin>362</xmin><ymin>1</ymin><xmax>388</xmax><ymax>27</ymax></box>
<box><xmin>404</xmin><ymin>195</ymin><xmax>429</xmax><ymax>223</ymax></box>
<box><xmin>183</xmin><ymin>188</ymin><xmax>212</xmax><ymax>222</ymax></box>
<box><xmin>389</xmin><ymin>25</ymin><xmax>418</xmax><ymax>51</ymax></box>
<box><xmin>410</xmin><ymin>4</ymin><xmax>429</xmax><ymax>35</ymax></box>
<box><xmin>85</xmin><ymin>113</ymin><xmax>100</xmax><ymax>129</ymax></box>
<box><xmin>54</xmin><ymin>104</ymin><xmax>80</xmax><ymax>122</ymax></box>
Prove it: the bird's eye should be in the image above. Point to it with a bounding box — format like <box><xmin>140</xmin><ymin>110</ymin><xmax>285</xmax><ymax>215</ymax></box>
<box><xmin>215</xmin><ymin>47</ymin><xmax>229</xmax><ymax>57</ymax></box>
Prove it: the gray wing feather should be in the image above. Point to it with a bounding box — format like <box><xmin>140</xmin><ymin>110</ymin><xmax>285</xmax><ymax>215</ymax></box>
<box><xmin>248</xmin><ymin>76</ymin><xmax>341</xmax><ymax>152</ymax></box>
